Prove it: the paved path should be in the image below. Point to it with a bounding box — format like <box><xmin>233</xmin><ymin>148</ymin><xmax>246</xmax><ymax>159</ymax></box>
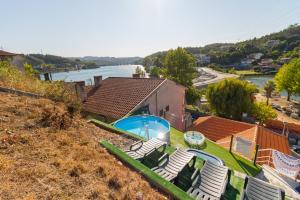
<box><xmin>193</xmin><ymin>67</ymin><xmax>239</xmax><ymax>88</ymax></box>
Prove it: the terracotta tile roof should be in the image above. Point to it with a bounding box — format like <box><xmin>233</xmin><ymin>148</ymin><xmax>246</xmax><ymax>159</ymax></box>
<box><xmin>256</xmin><ymin>126</ymin><xmax>291</xmax><ymax>155</ymax></box>
<box><xmin>190</xmin><ymin>116</ymin><xmax>255</xmax><ymax>141</ymax></box>
<box><xmin>82</xmin><ymin>77</ymin><xmax>166</xmax><ymax>119</ymax></box>
<box><xmin>191</xmin><ymin>116</ymin><xmax>291</xmax><ymax>155</ymax></box>
<box><xmin>216</xmin><ymin>126</ymin><xmax>257</xmax><ymax>147</ymax></box>
<box><xmin>0</xmin><ymin>50</ymin><xmax>18</xmax><ymax>56</ymax></box>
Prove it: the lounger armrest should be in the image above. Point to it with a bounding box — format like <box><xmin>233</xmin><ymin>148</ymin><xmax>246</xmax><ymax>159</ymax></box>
<box><xmin>191</xmin><ymin>168</ymin><xmax>200</xmax><ymax>182</ymax></box>
<box><xmin>280</xmin><ymin>189</ymin><xmax>285</xmax><ymax>200</ymax></box>
<box><xmin>130</xmin><ymin>140</ymin><xmax>143</xmax><ymax>151</ymax></box>
<box><xmin>239</xmin><ymin>190</ymin><xmax>245</xmax><ymax>200</ymax></box>
<box><xmin>158</xmin><ymin>153</ymin><xmax>169</xmax><ymax>167</ymax></box>
<box><xmin>144</xmin><ymin>148</ymin><xmax>156</xmax><ymax>158</ymax></box>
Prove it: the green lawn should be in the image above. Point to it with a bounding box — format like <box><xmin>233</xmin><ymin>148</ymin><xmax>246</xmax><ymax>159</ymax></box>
<box><xmin>235</xmin><ymin>70</ymin><xmax>259</xmax><ymax>75</ymax></box>
<box><xmin>170</xmin><ymin>127</ymin><xmax>261</xmax><ymax>176</ymax></box>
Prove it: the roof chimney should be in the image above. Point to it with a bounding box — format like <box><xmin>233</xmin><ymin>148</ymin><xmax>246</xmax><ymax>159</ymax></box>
<box><xmin>75</xmin><ymin>81</ymin><xmax>87</xmax><ymax>102</ymax></box>
<box><xmin>132</xmin><ymin>73</ymin><xmax>141</xmax><ymax>78</ymax></box>
<box><xmin>94</xmin><ymin>75</ymin><xmax>102</xmax><ymax>87</ymax></box>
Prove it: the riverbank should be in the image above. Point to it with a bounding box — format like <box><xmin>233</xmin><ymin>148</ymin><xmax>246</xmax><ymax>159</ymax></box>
<box><xmin>193</xmin><ymin>67</ymin><xmax>239</xmax><ymax>88</ymax></box>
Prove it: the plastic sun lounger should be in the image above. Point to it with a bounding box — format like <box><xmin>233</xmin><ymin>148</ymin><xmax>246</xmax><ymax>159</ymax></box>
<box><xmin>240</xmin><ymin>176</ymin><xmax>285</xmax><ymax>200</ymax></box>
<box><xmin>152</xmin><ymin>148</ymin><xmax>195</xmax><ymax>182</ymax></box>
<box><xmin>125</xmin><ymin>138</ymin><xmax>166</xmax><ymax>160</ymax></box>
<box><xmin>188</xmin><ymin>160</ymin><xmax>229</xmax><ymax>200</ymax></box>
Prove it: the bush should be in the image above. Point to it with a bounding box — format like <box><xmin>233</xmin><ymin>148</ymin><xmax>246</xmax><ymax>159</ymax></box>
<box><xmin>252</xmin><ymin>102</ymin><xmax>277</xmax><ymax>124</ymax></box>
<box><xmin>0</xmin><ymin>61</ymin><xmax>81</xmax><ymax>113</ymax></box>
<box><xmin>186</xmin><ymin>86</ymin><xmax>203</xmax><ymax>104</ymax></box>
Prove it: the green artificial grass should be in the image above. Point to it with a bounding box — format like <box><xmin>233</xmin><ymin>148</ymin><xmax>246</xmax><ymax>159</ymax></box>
<box><xmin>100</xmin><ymin>140</ymin><xmax>194</xmax><ymax>200</ymax></box>
<box><xmin>223</xmin><ymin>173</ymin><xmax>245</xmax><ymax>200</ymax></box>
<box><xmin>170</xmin><ymin>127</ymin><xmax>261</xmax><ymax>176</ymax></box>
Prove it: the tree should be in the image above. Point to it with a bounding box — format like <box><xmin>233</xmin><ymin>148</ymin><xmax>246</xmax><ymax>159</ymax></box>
<box><xmin>163</xmin><ymin>47</ymin><xmax>197</xmax><ymax>87</ymax></box>
<box><xmin>135</xmin><ymin>66</ymin><xmax>145</xmax><ymax>77</ymax></box>
<box><xmin>275</xmin><ymin>58</ymin><xmax>300</xmax><ymax>101</ymax></box>
<box><xmin>264</xmin><ymin>80</ymin><xmax>275</xmax><ymax>105</ymax></box>
<box><xmin>149</xmin><ymin>66</ymin><xmax>161</xmax><ymax>78</ymax></box>
<box><xmin>186</xmin><ymin>86</ymin><xmax>203</xmax><ymax>105</ymax></box>
<box><xmin>206</xmin><ymin>78</ymin><xmax>257</xmax><ymax>120</ymax></box>
<box><xmin>252</xmin><ymin>102</ymin><xmax>277</xmax><ymax>124</ymax></box>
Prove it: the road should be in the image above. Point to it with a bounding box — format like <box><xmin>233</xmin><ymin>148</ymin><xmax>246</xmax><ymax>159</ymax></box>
<box><xmin>193</xmin><ymin>67</ymin><xmax>239</xmax><ymax>88</ymax></box>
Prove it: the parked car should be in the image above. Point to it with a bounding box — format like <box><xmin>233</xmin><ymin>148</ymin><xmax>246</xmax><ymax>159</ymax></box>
<box><xmin>271</xmin><ymin>103</ymin><xmax>282</xmax><ymax>111</ymax></box>
<box><xmin>290</xmin><ymin>112</ymin><xmax>300</xmax><ymax>119</ymax></box>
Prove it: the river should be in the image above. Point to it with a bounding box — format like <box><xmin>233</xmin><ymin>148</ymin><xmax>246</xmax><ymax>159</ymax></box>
<box><xmin>243</xmin><ymin>75</ymin><xmax>300</xmax><ymax>101</ymax></box>
<box><xmin>42</xmin><ymin>65</ymin><xmax>144</xmax><ymax>84</ymax></box>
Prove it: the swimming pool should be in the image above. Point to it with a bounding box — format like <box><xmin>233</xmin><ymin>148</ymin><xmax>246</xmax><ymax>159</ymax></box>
<box><xmin>187</xmin><ymin>149</ymin><xmax>224</xmax><ymax>166</ymax></box>
<box><xmin>114</xmin><ymin>115</ymin><xmax>170</xmax><ymax>143</ymax></box>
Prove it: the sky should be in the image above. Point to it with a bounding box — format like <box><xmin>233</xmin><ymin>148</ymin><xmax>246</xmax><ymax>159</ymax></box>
<box><xmin>1</xmin><ymin>0</ymin><xmax>300</xmax><ymax>57</ymax></box>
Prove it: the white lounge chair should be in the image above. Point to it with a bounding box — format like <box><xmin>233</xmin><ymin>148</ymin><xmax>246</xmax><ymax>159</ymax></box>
<box><xmin>241</xmin><ymin>176</ymin><xmax>285</xmax><ymax>200</ymax></box>
<box><xmin>188</xmin><ymin>160</ymin><xmax>229</xmax><ymax>200</ymax></box>
<box><xmin>125</xmin><ymin>138</ymin><xmax>166</xmax><ymax>160</ymax></box>
<box><xmin>152</xmin><ymin>148</ymin><xmax>195</xmax><ymax>182</ymax></box>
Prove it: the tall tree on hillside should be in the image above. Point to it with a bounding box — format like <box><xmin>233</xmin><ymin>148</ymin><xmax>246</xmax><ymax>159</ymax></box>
<box><xmin>163</xmin><ymin>47</ymin><xmax>197</xmax><ymax>87</ymax></box>
<box><xmin>206</xmin><ymin>78</ymin><xmax>257</xmax><ymax>120</ymax></box>
<box><xmin>275</xmin><ymin>58</ymin><xmax>300</xmax><ymax>101</ymax></box>
<box><xmin>264</xmin><ymin>80</ymin><xmax>275</xmax><ymax>105</ymax></box>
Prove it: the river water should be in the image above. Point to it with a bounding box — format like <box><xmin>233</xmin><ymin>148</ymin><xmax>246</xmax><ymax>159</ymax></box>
<box><xmin>243</xmin><ymin>75</ymin><xmax>300</xmax><ymax>101</ymax></box>
<box><xmin>42</xmin><ymin>65</ymin><xmax>144</xmax><ymax>85</ymax></box>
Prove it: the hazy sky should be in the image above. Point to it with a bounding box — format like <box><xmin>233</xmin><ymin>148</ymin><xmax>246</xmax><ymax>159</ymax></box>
<box><xmin>1</xmin><ymin>0</ymin><xmax>300</xmax><ymax>57</ymax></box>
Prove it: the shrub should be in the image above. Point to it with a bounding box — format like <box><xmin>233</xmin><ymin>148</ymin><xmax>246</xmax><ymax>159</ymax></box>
<box><xmin>0</xmin><ymin>61</ymin><xmax>81</xmax><ymax>113</ymax></box>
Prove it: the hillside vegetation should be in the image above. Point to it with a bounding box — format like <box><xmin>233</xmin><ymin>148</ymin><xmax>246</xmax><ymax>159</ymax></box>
<box><xmin>0</xmin><ymin>61</ymin><xmax>80</xmax><ymax>112</ymax></box>
<box><xmin>143</xmin><ymin>24</ymin><xmax>300</xmax><ymax>68</ymax></box>
<box><xmin>0</xmin><ymin>93</ymin><xmax>165</xmax><ymax>199</ymax></box>
<box><xmin>0</xmin><ymin>62</ymin><xmax>167</xmax><ymax>199</ymax></box>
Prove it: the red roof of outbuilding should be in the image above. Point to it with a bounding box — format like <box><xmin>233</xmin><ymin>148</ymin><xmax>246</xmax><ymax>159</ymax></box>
<box><xmin>191</xmin><ymin>116</ymin><xmax>291</xmax><ymax>155</ymax></box>
<box><xmin>190</xmin><ymin>116</ymin><xmax>254</xmax><ymax>141</ymax></box>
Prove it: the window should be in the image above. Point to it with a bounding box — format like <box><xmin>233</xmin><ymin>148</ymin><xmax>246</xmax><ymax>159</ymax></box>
<box><xmin>159</xmin><ymin>109</ymin><xmax>164</xmax><ymax>116</ymax></box>
<box><xmin>165</xmin><ymin>105</ymin><xmax>169</xmax><ymax>112</ymax></box>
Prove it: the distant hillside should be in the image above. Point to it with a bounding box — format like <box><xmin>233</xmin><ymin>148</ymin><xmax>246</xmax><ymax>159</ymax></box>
<box><xmin>25</xmin><ymin>54</ymin><xmax>98</xmax><ymax>71</ymax></box>
<box><xmin>79</xmin><ymin>56</ymin><xmax>143</xmax><ymax>66</ymax></box>
<box><xmin>24</xmin><ymin>54</ymin><xmax>143</xmax><ymax>72</ymax></box>
<box><xmin>143</xmin><ymin>24</ymin><xmax>300</xmax><ymax>68</ymax></box>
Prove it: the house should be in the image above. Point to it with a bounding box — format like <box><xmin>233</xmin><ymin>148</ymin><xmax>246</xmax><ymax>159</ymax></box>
<box><xmin>189</xmin><ymin>116</ymin><xmax>291</xmax><ymax>156</ymax></box>
<box><xmin>279</xmin><ymin>57</ymin><xmax>291</xmax><ymax>64</ymax></box>
<box><xmin>265</xmin><ymin>40</ymin><xmax>280</xmax><ymax>48</ymax></box>
<box><xmin>259</xmin><ymin>58</ymin><xmax>273</xmax><ymax>66</ymax></box>
<box><xmin>0</xmin><ymin>50</ymin><xmax>18</xmax><ymax>60</ymax></box>
<box><xmin>194</xmin><ymin>54</ymin><xmax>210</xmax><ymax>66</ymax></box>
<box><xmin>239</xmin><ymin>58</ymin><xmax>254</xmax><ymax>69</ymax></box>
<box><xmin>248</xmin><ymin>53</ymin><xmax>264</xmax><ymax>60</ymax></box>
<box><xmin>80</xmin><ymin>75</ymin><xmax>187</xmax><ymax>131</ymax></box>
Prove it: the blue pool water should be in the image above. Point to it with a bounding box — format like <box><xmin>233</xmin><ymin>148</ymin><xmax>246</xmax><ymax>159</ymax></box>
<box><xmin>114</xmin><ymin>115</ymin><xmax>170</xmax><ymax>143</ymax></box>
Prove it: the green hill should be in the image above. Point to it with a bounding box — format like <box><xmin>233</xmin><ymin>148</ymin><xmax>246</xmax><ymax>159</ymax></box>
<box><xmin>143</xmin><ymin>24</ymin><xmax>300</xmax><ymax>68</ymax></box>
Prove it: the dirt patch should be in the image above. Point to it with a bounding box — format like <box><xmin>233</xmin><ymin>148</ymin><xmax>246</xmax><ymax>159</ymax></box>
<box><xmin>0</xmin><ymin>92</ymin><xmax>166</xmax><ymax>200</ymax></box>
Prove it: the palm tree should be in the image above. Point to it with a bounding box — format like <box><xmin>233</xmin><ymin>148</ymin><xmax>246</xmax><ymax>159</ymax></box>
<box><xmin>264</xmin><ymin>80</ymin><xmax>275</xmax><ymax>105</ymax></box>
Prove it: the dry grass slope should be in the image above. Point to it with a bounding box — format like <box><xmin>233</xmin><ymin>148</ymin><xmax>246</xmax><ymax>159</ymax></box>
<box><xmin>0</xmin><ymin>93</ymin><xmax>166</xmax><ymax>200</ymax></box>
